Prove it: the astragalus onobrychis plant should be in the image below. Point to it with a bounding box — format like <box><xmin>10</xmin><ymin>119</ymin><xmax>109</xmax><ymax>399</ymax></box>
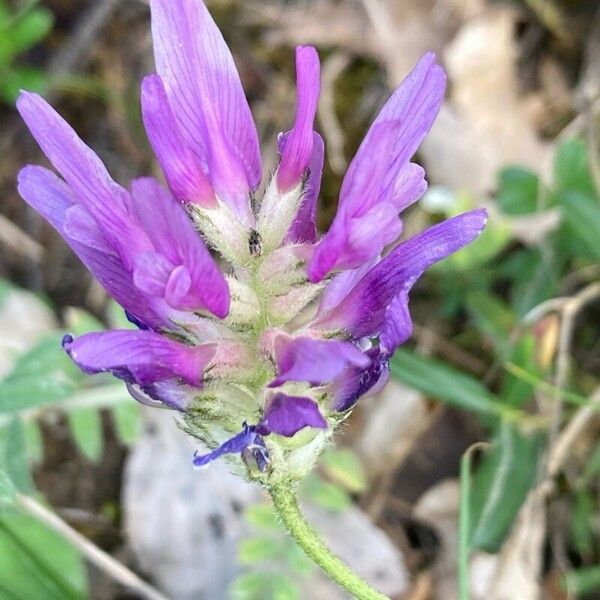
<box><xmin>16</xmin><ymin>0</ymin><xmax>485</xmax><ymax>597</ymax></box>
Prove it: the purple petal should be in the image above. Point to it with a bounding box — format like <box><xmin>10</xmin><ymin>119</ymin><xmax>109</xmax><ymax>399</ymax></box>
<box><xmin>330</xmin><ymin>347</ymin><xmax>390</xmax><ymax>412</ymax></box>
<box><xmin>150</xmin><ymin>0</ymin><xmax>261</xmax><ymax>221</ymax></box>
<box><xmin>308</xmin><ymin>122</ymin><xmax>402</xmax><ymax>282</ymax></box>
<box><xmin>127</xmin><ymin>380</ymin><xmax>192</xmax><ymax>411</ymax></box>
<box><xmin>380</xmin><ymin>291</ymin><xmax>413</xmax><ymax>353</ymax></box>
<box><xmin>349</xmin><ymin>53</ymin><xmax>445</xmax><ymax>204</ymax></box>
<box><xmin>308</xmin><ymin>54</ymin><xmax>446</xmax><ymax>282</ymax></box>
<box><xmin>141</xmin><ymin>75</ymin><xmax>216</xmax><ymax>207</ymax></box>
<box><xmin>269</xmin><ymin>334</ymin><xmax>370</xmax><ymax>387</ymax></box>
<box><xmin>130</xmin><ymin>177</ymin><xmax>230</xmax><ymax>318</ymax></box>
<box><xmin>17</xmin><ymin>166</ymin><xmax>163</xmax><ymax>329</ymax></box>
<box><xmin>259</xmin><ymin>393</ymin><xmax>326</xmax><ymax>437</ymax></box>
<box><xmin>16</xmin><ymin>92</ymin><xmax>151</xmax><ymax>269</ymax></box>
<box><xmin>313</xmin><ymin>210</ymin><xmax>487</xmax><ymax>338</ymax></box>
<box><xmin>133</xmin><ymin>251</ymin><xmax>175</xmax><ymax>297</ymax></box>
<box><xmin>391</xmin><ymin>162</ymin><xmax>427</xmax><ymax>212</ymax></box>
<box><xmin>63</xmin><ymin>330</ymin><xmax>217</xmax><ymax>386</ymax></box>
<box><xmin>277</xmin><ymin>46</ymin><xmax>321</xmax><ymax>191</ymax></box>
<box><xmin>193</xmin><ymin>424</ymin><xmax>268</xmax><ymax>470</ymax></box>
<box><xmin>285</xmin><ymin>132</ymin><xmax>324</xmax><ymax>244</ymax></box>
<box><xmin>317</xmin><ymin>256</ymin><xmax>379</xmax><ymax>316</ymax></box>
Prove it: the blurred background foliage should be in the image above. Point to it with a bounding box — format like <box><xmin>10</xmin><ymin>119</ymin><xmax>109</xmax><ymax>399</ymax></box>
<box><xmin>0</xmin><ymin>0</ymin><xmax>599</xmax><ymax>599</ymax></box>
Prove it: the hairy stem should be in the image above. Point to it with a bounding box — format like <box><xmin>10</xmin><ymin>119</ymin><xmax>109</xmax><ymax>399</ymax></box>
<box><xmin>268</xmin><ymin>482</ymin><xmax>389</xmax><ymax>600</ymax></box>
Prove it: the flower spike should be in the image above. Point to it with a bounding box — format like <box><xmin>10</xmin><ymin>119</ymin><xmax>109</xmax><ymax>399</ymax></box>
<box><xmin>17</xmin><ymin>4</ymin><xmax>486</xmax><ymax>594</ymax></box>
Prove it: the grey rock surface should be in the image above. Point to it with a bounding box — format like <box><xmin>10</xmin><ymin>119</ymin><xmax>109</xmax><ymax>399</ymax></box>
<box><xmin>123</xmin><ymin>409</ymin><xmax>261</xmax><ymax>600</ymax></box>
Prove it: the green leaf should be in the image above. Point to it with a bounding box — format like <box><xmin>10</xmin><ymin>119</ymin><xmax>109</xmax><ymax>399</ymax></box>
<box><xmin>0</xmin><ymin>65</ymin><xmax>48</xmax><ymax>104</ymax></box>
<box><xmin>497</xmin><ymin>166</ymin><xmax>540</xmax><ymax>214</ymax></box>
<box><xmin>23</xmin><ymin>420</ymin><xmax>44</xmax><ymax>465</ymax></box>
<box><xmin>458</xmin><ymin>447</ymin><xmax>475</xmax><ymax>600</ymax></box>
<box><xmin>320</xmin><ymin>448</ymin><xmax>367</xmax><ymax>493</ymax></box>
<box><xmin>570</xmin><ymin>492</ymin><xmax>595</xmax><ymax>558</ymax></box>
<box><xmin>0</xmin><ymin>375</ymin><xmax>78</xmax><ymax>415</ymax></box>
<box><xmin>111</xmin><ymin>400</ymin><xmax>140</xmax><ymax>446</ymax></box>
<box><xmin>563</xmin><ymin>567</ymin><xmax>600</xmax><ymax>596</ymax></box>
<box><xmin>558</xmin><ymin>191</ymin><xmax>600</xmax><ymax>259</ymax></box>
<box><xmin>469</xmin><ymin>423</ymin><xmax>545</xmax><ymax>552</ymax></box>
<box><xmin>465</xmin><ymin>290</ymin><xmax>515</xmax><ymax>349</ymax></box>
<box><xmin>238</xmin><ymin>537</ymin><xmax>280</xmax><ymax>565</ymax></box>
<box><xmin>579</xmin><ymin>441</ymin><xmax>600</xmax><ymax>487</ymax></box>
<box><xmin>500</xmin><ymin>334</ymin><xmax>539</xmax><ymax>409</ymax></box>
<box><xmin>390</xmin><ymin>348</ymin><xmax>505</xmax><ymax>418</ymax></box>
<box><xmin>500</xmin><ymin>248</ymin><xmax>559</xmax><ymax>317</ymax></box>
<box><xmin>0</xmin><ymin>512</ymin><xmax>87</xmax><ymax>599</ymax></box>
<box><xmin>270</xmin><ymin>573</ymin><xmax>301</xmax><ymax>600</ymax></box>
<box><xmin>245</xmin><ymin>503</ymin><xmax>279</xmax><ymax>530</ymax></box>
<box><xmin>302</xmin><ymin>476</ymin><xmax>351</xmax><ymax>512</ymax></box>
<box><xmin>0</xmin><ymin>333</ymin><xmax>82</xmax><ymax>417</ymax></box>
<box><xmin>230</xmin><ymin>572</ymin><xmax>270</xmax><ymax>600</ymax></box>
<box><xmin>0</xmin><ymin>6</ymin><xmax>53</xmax><ymax>62</ymax></box>
<box><xmin>554</xmin><ymin>138</ymin><xmax>596</xmax><ymax>197</ymax></box>
<box><xmin>68</xmin><ymin>409</ymin><xmax>103</xmax><ymax>462</ymax></box>
<box><xmin>5</xmin><ymin>333</ymin><xmax>79</xmax><ymax>382</ymax></box>
<box><xmin>0</xmin><ymin>470</ymin><xmax>16</xmax><ymax>511</ymax></box>
<box><xmin>0</xmin><ymin>419</ymin><xmax>34</xmax><ymax>493</ymax></box>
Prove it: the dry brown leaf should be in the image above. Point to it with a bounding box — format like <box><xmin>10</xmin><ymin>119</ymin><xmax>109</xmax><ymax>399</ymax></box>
<box><xmin>422</xmin><ymin>7</ymin><xmax>550</xmax><ymax>194</ymax></box>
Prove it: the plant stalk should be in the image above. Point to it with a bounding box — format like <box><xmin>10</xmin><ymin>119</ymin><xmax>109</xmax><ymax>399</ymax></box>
<box><xmin>268</xmin><ymin>482</ymin><xmax>389</xmax><ymax>600</ymax></box>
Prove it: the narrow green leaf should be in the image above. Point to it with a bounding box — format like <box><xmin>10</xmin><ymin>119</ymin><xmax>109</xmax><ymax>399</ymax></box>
<box><xmin>390</xmin><ymin>349</ymin><xmax>506</xmax><ymax>418</ymax></box>
<box><xmin>458</xmin><ymin>447</ymin><xmax>476</xmax><ymax>600</ymax></box>
<box><xmin>469</xmin><ymin>423</ymin><xmax>544</xmax><ymax>552</ymax></box>
<box><xmin>570</xmin><ymin>492</ymin><xmax>595</xmax><ymax>558</ymax></box>
<box><xmin>0</xmin><ymin>419</ymin><xmax>34</xmax><ymax>493</ymax></box>
<box><xmin>500</xmin><ymin>335</ymin><xmax>539</xmax><ymax>409</ymax></box>
<box><xmin>68</xmin><ymin>409</ymin><xmax>103</xmax><ymax>462</ymax></box>
<box><xmin>563</xmin><ymin>567</ymin><xmax>600</xmax><ymax>596</ymax></box>
<box><xmin>0</xmin><ymin>512</ymin><xmax>87</xmax><ymax>599</ymax></box>
<box><xmin>579</xmin><ymin>441</ymin><xmax>600</xmax><ymax>487</ymax></box>
<box><xmin>505</xmin><ymin>362</ymin><xmax>591</xmax><ymax>408</ymax></box>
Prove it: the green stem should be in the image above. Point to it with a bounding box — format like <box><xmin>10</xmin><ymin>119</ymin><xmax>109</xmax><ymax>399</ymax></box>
<box><xmin>268</xmin><ymin>482</ymin><xmax>389</xmax><ymax>600</ymax></box>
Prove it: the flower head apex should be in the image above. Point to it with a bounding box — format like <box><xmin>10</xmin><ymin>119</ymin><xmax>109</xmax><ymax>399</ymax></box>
<box><xmin>16</xmin><ymin>0</ymin><xmax>486</xmax><ymax>484</ymax></box>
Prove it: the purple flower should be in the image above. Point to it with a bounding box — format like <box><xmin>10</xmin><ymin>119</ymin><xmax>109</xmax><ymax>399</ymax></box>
<box><xmin>16</xmin><ymin>0</ymin><xmax>486</xmax><ymax>475</ymax></box>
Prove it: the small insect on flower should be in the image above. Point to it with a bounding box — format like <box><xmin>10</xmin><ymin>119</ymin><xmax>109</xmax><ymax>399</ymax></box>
<box><xmin>16</xmin><ymin>0</ymin><xmax>486</xmax><ymax>485</ymax></box>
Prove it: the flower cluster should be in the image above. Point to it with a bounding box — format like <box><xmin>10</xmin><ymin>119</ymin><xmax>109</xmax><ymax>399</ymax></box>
<box><xmin>17</xmin><ymin>0</ymin><xmax>485</xmax><ymax>483</ymax></box>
